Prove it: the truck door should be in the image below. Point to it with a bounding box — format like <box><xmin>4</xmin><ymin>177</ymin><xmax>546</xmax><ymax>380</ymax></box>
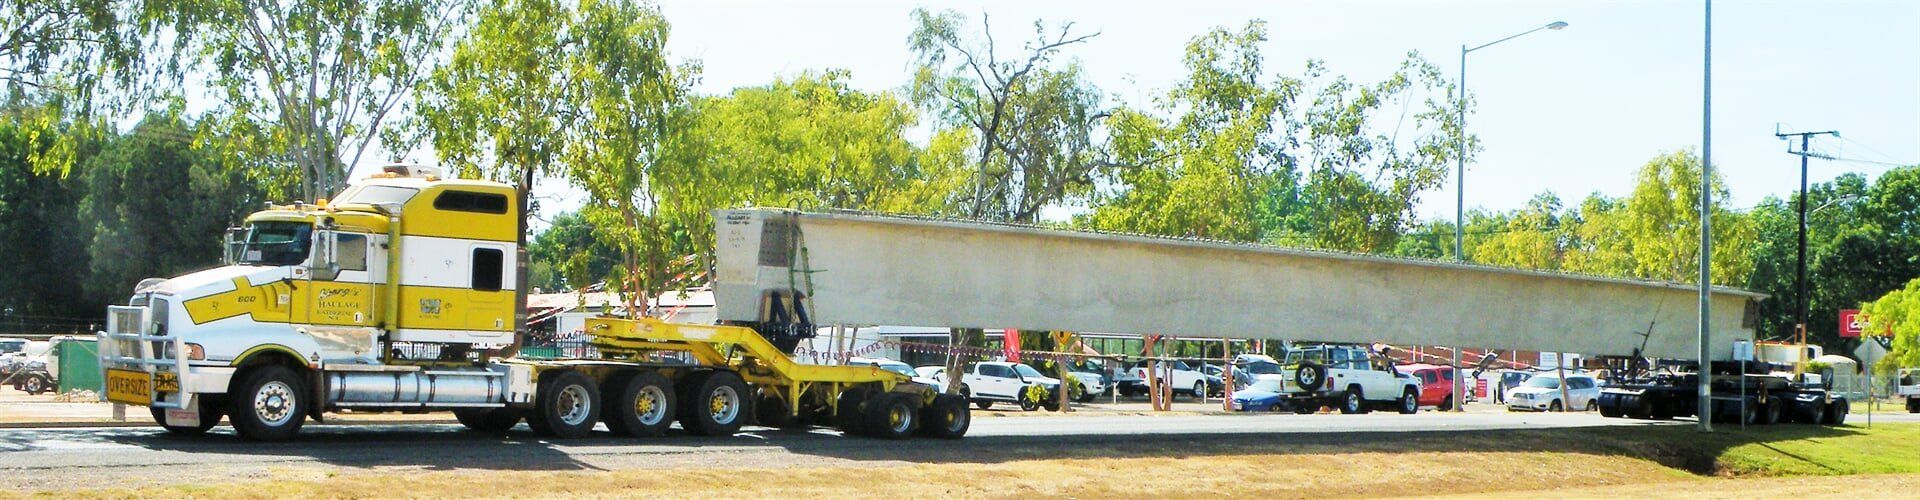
<box><xmin>466</xmin><ymin>244</ymin><xmax>511</xmax><ymax>333</ymax></box>
<box><xmin>304</xmin><ymin>231</ymin><xmax>377</xmax><ymax>327</ymax></box>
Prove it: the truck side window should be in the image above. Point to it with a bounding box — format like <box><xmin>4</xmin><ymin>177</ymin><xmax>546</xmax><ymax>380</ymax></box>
<box><xmin>434</xmin><ymin>191</ymin><xmax>510</xmax><ymax>214</ymax></box>
<box><xmin>472</xmin><ymin>248</ymin><xmax>504</xmax><ymax>291</ymax></box>
<box><xmin>336</xmin><ymin>233</ymin><xmax>368</xmax><ymax>272</ymax></box>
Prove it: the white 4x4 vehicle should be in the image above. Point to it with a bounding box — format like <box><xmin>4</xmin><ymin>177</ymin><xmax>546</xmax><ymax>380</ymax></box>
<box><xmin>1278</xmin><ymin>344</ymin><xmax>1420</xmax><ymax>414</ymax></box>
<box><xmin>952</xmin><ymin>362</ymin><xmax>1060</xmax><ymax>411</ymax></box>
<box><xmin>1129</xmin><ymin>360</ymin><xmax>1210</xmax><ymax>399</ymax></box>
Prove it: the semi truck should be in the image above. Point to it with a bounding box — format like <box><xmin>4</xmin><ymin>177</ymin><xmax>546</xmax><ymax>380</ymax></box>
<box><xmin>1596</xmin><ymin>342</ymin><xmax>1847</xmax><ymax>425</ymax></box>
<box><xmin>96</xmin><ymin>165</ymin><xmax>968</xmax><ymax>441</ymax></box>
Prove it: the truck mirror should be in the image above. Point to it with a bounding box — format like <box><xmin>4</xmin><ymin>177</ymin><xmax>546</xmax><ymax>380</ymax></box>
<box><xmin>311</xmin><ymin>230</ymin><xmax>340</xmax><ymax>281</ymax></box>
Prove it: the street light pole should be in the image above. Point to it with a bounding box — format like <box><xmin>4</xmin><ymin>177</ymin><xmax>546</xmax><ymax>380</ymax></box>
<box><xmin>1697</xmin><ymin>0</ymin><xmax>1713</xmax><ymax>433</ymax></box>
<box><xmin>1453</xmin><ymin>19</ymin><xmax>1566</xmax><ymax>413</ymax></box>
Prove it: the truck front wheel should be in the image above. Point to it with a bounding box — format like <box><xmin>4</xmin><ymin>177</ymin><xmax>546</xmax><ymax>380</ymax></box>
<box><xmin>227</xmin><ymin>365</ymin><xmax>307</xmax><ymax>442</ymax></box>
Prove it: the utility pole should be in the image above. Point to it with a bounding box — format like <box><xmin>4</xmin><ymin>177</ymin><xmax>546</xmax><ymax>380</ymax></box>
<box><xmin>1696</xmin><ymin>0</ymin><xmax>1713</xmax><ymax>433</ymax></box>
<box><xmin>1774</xmin><ymin>126</ymin><xmax>1838</xmax><ymax>367</ymax></box>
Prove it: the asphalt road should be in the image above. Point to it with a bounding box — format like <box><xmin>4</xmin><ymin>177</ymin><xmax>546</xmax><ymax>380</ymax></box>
<box><xmin>2</xmin><ymin>410</ymin><xmax>1913</xmax><ymax>491</ymax></box>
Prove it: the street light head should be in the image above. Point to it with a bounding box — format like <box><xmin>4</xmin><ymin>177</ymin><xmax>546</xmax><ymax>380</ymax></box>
<box><xmin>1547</xmin><ymin>21</ymin><xmax>1570</xmax><ymax>30</ymax></box>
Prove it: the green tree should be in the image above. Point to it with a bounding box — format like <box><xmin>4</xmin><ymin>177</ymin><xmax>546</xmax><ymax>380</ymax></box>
<box><xmin>1862</xmin><ymin>277</ymin><xmax>1920</xmax><ymax>371</ymax></box>
<box><xmin>180</xmin><ymin>0</ymin><xmax>469</xmax><ymax>200</ymax></box>
<box><xmin>1562</xmin><ymin>150</ymin><xmax>1754</xmax><ymax>286</ymax></box>
<box><xmin>908</xmin><ymin>8</ymin><xmax>1105</xmax><ymax>222</ymax></box>
<box><xmin>1468</xmin><ymin>193</ymin><xmax>1564</xmax><ymax>270</ymax></box>
<box><xmin>527</xmin><ymin>211</ymin><xmax>619</xmax><ymax>292</ymax></box>
<box><xmin>79</xmin><ymin>112</ymin><xmax>277</xmax><ymax>305</ymax></box>
<box><xmin>0</xmin><ymin>108</ymin><xmax>96</xmax><ymax>319</ymax></box>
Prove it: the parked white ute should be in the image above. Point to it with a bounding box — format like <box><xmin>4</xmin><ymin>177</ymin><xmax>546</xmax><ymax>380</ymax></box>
<box><xmin>1276</xmin><ymin>344</ymin><xmax>1420</xmax><ymax>415</ymax></box>
<box><xmin>1506</xmin><ymin>373</ymin><xmax>1601</xmax><ymax>412</ymax></box>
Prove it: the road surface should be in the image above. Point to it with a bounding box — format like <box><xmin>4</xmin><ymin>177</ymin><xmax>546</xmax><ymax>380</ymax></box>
<box><xmin>2</xmin><ymin>410</ymin><xmax>1910</xmax><ymax>492</ymax></box>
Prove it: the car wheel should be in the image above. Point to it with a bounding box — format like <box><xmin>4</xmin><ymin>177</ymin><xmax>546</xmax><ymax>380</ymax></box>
<box><xmin>974</xmin><ymin>399</ymin><xmax>993</xmax><ymax>410</ymax></box>
<box><xmin>1584</xmin><ymin>400</ymin><xmax>1598</xmax><ymax>412</ymax></box>
<box><xmin>1548</xmin><ymin>399</ymin><xmax>1562</xmax><ymax>412</ymax></box>
<box><xmin>1398</xmin><ymin>389</ymin><xmax>1418</xmax><ymax>414</ymax></box>
<box><xmin>1191</xmin><ymin>381</ymin><xmax>1205</xmax><ymax>399</ymax></box>
<box><xmin>23</xmin><ymin>374</ymin><xmax>48</xmax><ymax>395</ymax></box>
<box><xmin>1018</xmin><ymin>394</ymin><xmax>1039</xmax><ymax>412</ymax></box>
<box><xmin>1439</xmin><ymin>395</ymin><xmax>1454</xmax><ymax>412</ymax></box>
<box><xmin>1339</xmin><ymin>388</ymin><xmax>1365</xmax><ymax>414</ymax></box>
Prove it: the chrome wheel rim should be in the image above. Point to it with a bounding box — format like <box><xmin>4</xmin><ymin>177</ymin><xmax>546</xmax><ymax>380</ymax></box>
<box><xmin>253</xmin><ymin>380</ymin><xmax>295</xmax><ymax>426</ymax></box>
<box><xmin>888</xmin><ymin>403</ymin><xmax>913</xmax><ymax>433</ymax></box>
<box><xmin>557</xmin><ymin>384</ymin><xmax>592</xmax><ymax>426</ymax></box>
<box><xmin>635</xmin><ymin>385</ymin><xmax>668</xmax><ymax>426</ymax></box>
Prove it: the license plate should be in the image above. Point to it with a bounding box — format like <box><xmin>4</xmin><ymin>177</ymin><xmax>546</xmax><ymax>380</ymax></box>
<box><xmin>105</xmin><ymin>369</ymin><xmax>153</xmax><ymax>406</ymax></box>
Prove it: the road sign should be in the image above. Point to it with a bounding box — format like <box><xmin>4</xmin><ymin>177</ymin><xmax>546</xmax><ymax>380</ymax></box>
<box><xmin>1840</xmin><ymin>309</ymin><xmax>1865</xmax><ymax>338</ymax></box>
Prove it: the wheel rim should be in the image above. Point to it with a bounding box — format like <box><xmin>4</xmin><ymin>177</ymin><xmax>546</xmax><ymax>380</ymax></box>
<box><xmin>946</xmin><ymin>404</ymin><xmax>967</xmax><ymax>431</ymax></box>
<box><xmin>556</xmin><ymin>384</ymin><xmax>592</xmax><ymax>426</ymax></box>
<box><xmin>635</xmin><ymin>385</ymin><xmax>667</xmax><ymax>425</ymax></box>
<box><xmin>25</xmin><ymin>378</ymin><xmax>40</xmax><ymax>392</ymax></box>
<box><xmin>888</xmin><ymin>403</ymin><xmax>913</xmax><ymax>433</ymax></box>
<box><xmin>253</xmin><ymin>380</ymin><xmax>295</xmax><ymax>426</ymax></box>
<box><xmin>1301</xmin><ymin>371</ymin><xmax>1318</xmax><ymax>386</ymax></box>
<box><xmin>1404</xmin><ymin>394</ymin><xmax>1417</xmax><ymax>412</ymax></box>
<box><xmin>1347</xmin><ymin>393</ymin><xmax>1359</xmax><ymax>411</ymax></box>
<box><xmin>708</xmin><ymin>385</ymin><xmax>739</xmax><ymax>424</ymax></box>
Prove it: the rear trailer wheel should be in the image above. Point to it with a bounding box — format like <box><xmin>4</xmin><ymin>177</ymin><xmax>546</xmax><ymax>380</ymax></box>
<box><xmin>228</xmin><ymin>365</ymin><xmax>307</xmax><ymax>442</ymax></box>
<box><xmin>753</xmin><ymin>391</ymin><xmax>798</xmax><ymax>428</ymax></box>
<box><xmin>1759</xmin><ymin>399</ymin><xmax>1783</xmax><ymax>425</ymax></box>
<box><xmin>606</xmin><ymin>372</ymin><xmax>675</xmax><ymax>437</ymax></box>
<box><xmin>454</xmin><ymin>407</ymin><xmax>523</xmax><ymax>433</ymax></box>
<box><xmin>151</xmin><ymin>403</ymin><xmax>223</xmax><ymax>435</ymax></box>
<box><xmin>836</xmin><ymin>390</ymin><xmax>870</xmax><ymax>436</ymax></box>
<box><xmin>1908</xmin><ymin>398</ymin><xmax>1919</xmax><ymax>414</ymax></box>
<box><xmin>919</xmin><ymin>394</ymin><xmax>970</xmax><ymax>439</ymax></box>
<box><xmin>1398</xmin><ymin>389</ymin><xmax>1419</xmax><ymax>414</ymax></box>
<box><xmin>529</xmin><ymin>370</ymin><xmax>600</xmax><ymax>438</ymax></box>
<box><xmin>681</xmin><ymin>371</ymin><xmax>749</xmax><ymax>437</ymax></box>
<box><xmin>864</xmin><ymin>393</ymin><xmax>917</xmax><ymax>440</ymax></box>
<box><xmin>1824</xmin><ymin>399</ymin><xmax>1849</xmax><ymax>426</ymax></box>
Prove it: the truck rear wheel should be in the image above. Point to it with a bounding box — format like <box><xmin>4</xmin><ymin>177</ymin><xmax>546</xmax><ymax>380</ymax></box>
<box><xmin>228</xmin><ymin>365</ymin><xmax>307</xmax><ymax>442</ymax></box>
<box><xmin>863</xmin><ymin>393</ymin><xmax>917</xmax><ymax>440</ymax></box>
<box><xmin>1759</xmin><ymin>400</ymin><xmax>1782</xmax><ymax>425</ymax></box>
<box><xmin>605</xmin><ymin>372</ymin><xmax>675</xmax><ymax>437</ymax></box>
<box><xmin>528</xmin><ymin>370</ymin><xmax>599</xmax><ymax>438</ymax></box>
<box><xmin>1908</xmin><ymin>398</ymin><xmax>1919</xmax><ymax>414</ymax></box>
<box><xmin>680</xmin><ymin>371</ymin><xmax>749</xmax><ymax>437</ymax></box>
<box><xmin>454</xmin><ymin>407</ymin><xmax>523</xmax><ymax>433</ymax></box>
<box><xmin>151</xmin><ymin>402</ymin><xmax>223</xmax><ymax>435</ymax></box>
<box><xmin>1823</xmin><ymin>399</ymin><xmax>1848</xmax><ymax>426</ymax></box>
<box><xmin>918</xmin><ymin>394</ymin><xmax>970</xmax><ymax>439</ymax></box>
<box><xmin>1339</xmin><ymin>388</ymin><xmax>1365</xmax><ymax>414</ymax></box>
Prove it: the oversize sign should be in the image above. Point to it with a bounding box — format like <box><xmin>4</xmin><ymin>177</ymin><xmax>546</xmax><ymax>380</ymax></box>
<box><xmin>1840</xmin><ymin>309</ymin><xmax>1865</xmax><ymax>338</ymax></box>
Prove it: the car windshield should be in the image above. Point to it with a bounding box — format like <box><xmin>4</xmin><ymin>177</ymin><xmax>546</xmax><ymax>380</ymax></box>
<box><xmin>233</xmin><ymin>221</ymin><xmax>313</xmax><ymax>266</ymax></box>
<box><xmin>1013</xmin><ymin>364</ymin><xmax>1044</xmax><ymax>378</ymax></box>
<box><xmin>1242</xmin><ymin>361</ymin><xmax>1282</xmax><ymax>374</ymax></box>
<box><xmin>877</xmin><ymin>362</ymin><xmax>916</xmax><ymax>378</ymax></box>
<box><xmin>1523</xmin><ymin>376</ymin><xmax>1561</xmax><ymax>389</ymax></box>
<box><xmin>1248</xmin><ymin>379</ymin><xmax>1284</xmax><ymax>392</ymax></box>
<box><xmin>0</xmin><ymin>342</ymin><xmax>21</xmax><ymax>354</ymax></box>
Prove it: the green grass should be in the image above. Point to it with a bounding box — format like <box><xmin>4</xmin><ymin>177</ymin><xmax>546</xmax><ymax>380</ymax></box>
<box><xmin>1562</xmin><ymin>422</ymin><xmax>1920</xmax><ymax>476</ymax></box>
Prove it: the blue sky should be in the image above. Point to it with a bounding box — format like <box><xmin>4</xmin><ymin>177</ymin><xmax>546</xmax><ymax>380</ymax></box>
<box><xmin>608</xmin><ymin>0</ymin><xmax>1916</xmax><ymax>223</ymax></box>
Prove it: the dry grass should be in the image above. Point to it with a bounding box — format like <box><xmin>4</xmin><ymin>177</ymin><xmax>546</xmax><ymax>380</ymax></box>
<box><xmin>1444</xmin><ymin>473</ymin><xmax>1920</xmax><ymax>499</ymax></box>
<box><xmin>16</xmin><ymin>449</ymin><xmax>1686</xmax><ymax>499</ymax></box>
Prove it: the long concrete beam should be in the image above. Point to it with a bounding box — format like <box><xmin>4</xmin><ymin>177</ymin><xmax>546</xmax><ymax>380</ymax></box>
<box><xmin>712</xmin><ymin>209</ymin><xmax>1764</xmax><ymax>360</ymax></box>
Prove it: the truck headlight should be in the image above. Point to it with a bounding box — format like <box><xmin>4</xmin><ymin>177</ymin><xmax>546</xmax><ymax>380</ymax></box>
<box><xmin>185</xmin><ymin>343</ymin><xmax>205</xmax><ymax>361</ymax></box>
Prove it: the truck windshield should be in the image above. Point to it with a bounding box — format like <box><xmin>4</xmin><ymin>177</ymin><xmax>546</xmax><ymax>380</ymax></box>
<box><xmin>1013</xmin><ymin>364</ymin><xmax>1044</xmax><ymax>378</ymax></box>
<box><xmin>235</xmin><ymin>222</ymin><xmax>313</xmax><ymax>266</ymax></box>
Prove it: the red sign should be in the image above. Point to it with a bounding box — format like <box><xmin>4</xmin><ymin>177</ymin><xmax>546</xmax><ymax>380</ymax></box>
<box><xmin>1840</xmin><ymin>309</ymin><xmax>1865</xmax><ymax>338</ymax></box>
<box><xmin>1475</xmin><ymin>378</ymin><xmax>1489</xmax><ymax>398</ymax></box>
<box><xmin>1002</xmin><ymin>328</ymin><xmax>1021</xmax><ymax>362</ymax></box>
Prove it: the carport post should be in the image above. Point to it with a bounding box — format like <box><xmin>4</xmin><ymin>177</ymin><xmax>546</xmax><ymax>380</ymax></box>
<box><xmin>1222</xmin><ymin>338</ymin><xmax>1234</xmax><ymax>412</ymax></box>
<box><xmin>1451</xmin><ymin>349</ymin><xmax>1463</xmax><ymax>412</ymax></box>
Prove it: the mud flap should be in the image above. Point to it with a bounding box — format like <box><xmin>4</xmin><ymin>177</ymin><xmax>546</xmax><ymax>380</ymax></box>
<box><xmin>163</xmin><ymin>395</ymin><xmax>204</xmax><ymax>428</ymax></box>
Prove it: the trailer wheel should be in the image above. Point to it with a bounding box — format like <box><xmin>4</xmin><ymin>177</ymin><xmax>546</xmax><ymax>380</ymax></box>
<box><xmin>151</xmin><ymin>402</ymin><xmax>224</xmax><ymax>435</ymax></box>
<box><xmin>227</xmin><ymin>365</ymin><xmax>307</xmax><ymax>442</ymax></box>
<box><xmin>1792</xmin><ymin>400</ymin><xmax>1822</xmax><ymax>424</ymax></box>
<box><xmin>605</xmin><ymin>372</ymin><xmax>675</xmax><ymax>437</ymax></box>
<box><xmin>1757</xmin><ymin>400</ymin><xmax>1781</xmax><ymax>425</ymax></box>
<box><xmin>1339</xmin><ymin>387</ymin><xmax>1365</xmax><ymax>414</ymax></box>
<box><xmin>529</xmin><ymin>370</ymin><xmax>599</xmax><ymax>438</ymax></box>
<box><xmin>863</xmin><ymin>393</ymin><xmax>917</xmax><ymax>440</ymax></box>
<box><xmin>1908</xmin><ymin>398</ymin><xmax>1919</xmax><ymax>414</ymax></box>
<box><xmin>918</xmin><ymin>394</ymin><xmax>969</xmax><ymax>439</ymax></box>
<box><xmin>681</xmin><ymin>371</ymin><xmax>749</xmax><ymax>437</ymax></box>
<box><xmin>835</xmin><ymin>389</ymin><xmax>870</xmax><ymax>436</ymax></box>
<box><xmin>454</xmin><ymin>407</ymin><xmax>523</xmax><ymax>433</ymax></box>
<box><xmin>1397</xmin><ymin>389</ymin><xmax>1418</xmax><ymax>414</ymax></box>
<box><xmin>1823</xmin><ymin>399</ymin><xmax>1848</xmax><ymax>426</ymax></box>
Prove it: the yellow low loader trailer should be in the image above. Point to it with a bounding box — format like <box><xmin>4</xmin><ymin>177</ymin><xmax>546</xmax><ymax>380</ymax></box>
<box><xmin>96</xmin><ymin>165</ymin><xmax>965</xmax><ymax>442</ymax></box>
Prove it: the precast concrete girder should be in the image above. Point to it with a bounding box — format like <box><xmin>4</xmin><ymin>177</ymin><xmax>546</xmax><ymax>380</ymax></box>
<box><xmin>713</xmin><ymin>209</ymin><xmax>1762</xmax><ymax>360</ymax></box>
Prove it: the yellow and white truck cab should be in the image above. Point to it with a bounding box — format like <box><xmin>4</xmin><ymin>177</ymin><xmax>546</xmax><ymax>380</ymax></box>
<box><xmin>101</xmin><ymin>165</ymin><xmax>535</xmax><ymax>440</ymax></box>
